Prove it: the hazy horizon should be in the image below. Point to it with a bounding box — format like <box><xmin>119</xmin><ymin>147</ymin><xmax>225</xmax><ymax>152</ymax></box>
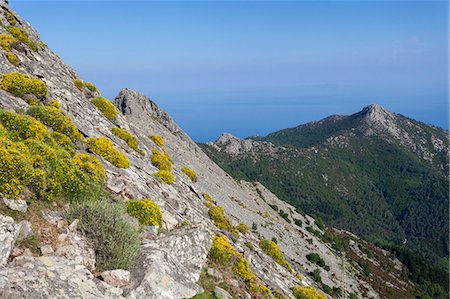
<box><xmin>10</xmin><ymin>0</ymin><xmax>449</xmax><ymax>142</ymax></box>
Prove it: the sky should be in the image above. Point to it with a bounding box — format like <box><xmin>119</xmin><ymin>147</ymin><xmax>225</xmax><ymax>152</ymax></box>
<box><xmin>10</xmin><ymin>0</ymin><xmax>449</xmax><ymax>142</ymax></box>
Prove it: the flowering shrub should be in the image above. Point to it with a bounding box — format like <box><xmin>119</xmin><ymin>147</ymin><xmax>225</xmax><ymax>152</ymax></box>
<box><xmin>0</xmin><ymin>73</ymin><xmax>47</xmax><ymax>101</ymax></box>
<box><xmin>84</xmin><ymin>82</ymin><xmax>98</xmax><ymax>92</ymax></box>
<box><xmin>0</xmin><ymin>110</ymin><xmax>50</xmax><ymax>142</ymax></box>
<box><xmin>4</xmin><ymin>11</ymin><xmax>17</xmax><ymax>26</ymax></box>
<box><xmin>6</xmin><ymin>26</ymin><xmax>38</xmax><ymax>52</ymax></box>
<box><xmin>73</xmin><ymin>153</ymin><xmax>106</xmax><ymax>184</ymax></box>
<box><xmin>153</xmin><ymin>170</ymin><xmax>174</xmax><ymax>184</ymax></box>
<box><xmin>112</xmin><ymin>127</ymin><xmax>144</xmax><ymax>156</ymax></box>
<box><xmin>126</xmin><ymin>199</ymin><xmax>162</xmax><ymax>226</ymax></box>
<box><xmin>291</xmin><ymin>286</ymin><xmax>326</xmax><ymax>299</ymax></box>
<box><xmin>27</xmin><ymin>105</ymin><xmax>82</xmax><ymax>141</ymax></box>
<box><xmin>91</xmin><ymin>97</ymin><xmax>118</xmax><ymax>121</ymax></box>
<box><xmin>86</xmin><ymin>137</ymin><xmax>130</xmax><ymax>168</ymax></box>
<box><xmin>208</xmin><ymin>206</ymin><xmax>232</xmax><ymax>231</ymax></box>
<box><xmin>181</xmin><ymin>167</ymin><xmax>197</xmax><ymax>183</ymax></box>
<box><xmin>51</xmin><ymin>132</ymin><xmax>74</xmax><ymax>155</ymax></box>
<box><xmin>6</xmin><ymin>52</ymin><xmax>19</xmax><ymax>66</ymax></box>
<box><xmin>233</xmin><ymin>256</ymin><xmax>255</xmax><ymax>283</ymax></box>
<box><xmin>208</xmin><ymin>235</ymin><xmax>236</xmax><ymax>264</ymax></box>
<box><xmin>149</xmin><ymin>135</ymin><xmax>164</xmax><ymax>147</ymax></box>
<box><xmin>73</xmin><ymin>79</ymin><xmax>84</xmax><ymax>91</ymax></box>
<box><xmin>46</xmin><ymin>99</ymin><xmax>60</xmax><ymax>109</ymax></box>
<box><xmin>259</xmin><ymin>240</ymin><xmax>292</xmax><ymax>272</ymax></box>
<box><xmin>151</xmin><ymin>149</ymin><xmax>172</xmax><ymax>171</ymax></box>
<box><xmin>0</xmin><ymin>33</ymin><xmax>17</xmax><ymax>52</ymax></box>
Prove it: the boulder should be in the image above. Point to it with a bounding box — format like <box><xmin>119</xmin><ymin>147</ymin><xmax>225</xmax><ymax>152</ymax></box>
<box><xmin>0</xmin><ymin>215</ymin><xmax>19</xmax><ymax>266</ymax></box>
<box><xmin>3</xmin><ymin>198</ymin><xmax>27</xmax><ymax>213</ymax></box>
<box><xmin>102</xmin><ymin>269</ymin><xmax>130</xmax><ymax>287</ymax></box>
<box><xmin>127</xmin><ymin>225</ymin><xmax>213</xmax><ymax>299</ymax></box>
<box><xmin>214</xmin><ymin>286</ymin><xmax>232</xmax><ymax>299</ymax></box>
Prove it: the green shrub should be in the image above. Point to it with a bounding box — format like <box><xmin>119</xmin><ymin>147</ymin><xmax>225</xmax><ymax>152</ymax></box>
<box><xmin>181</xmin><ymin>167</ymin><xmax>197</xmax><ymax>183</ymax></box>
<box><xmin>291</xmin><ymin>286</ymin><xmax>326</xmax><ymax>299</ymax></box>
<box><xmin>0</xmin><ymin>110</ymin><xmax>50</xmax><ymax>142</ymax></box>
<box><xmin>208</xmin><ymin>206</ymin><xmax>232</xmax><ymax>231</ymax></box>
<box><xmin>67</xmin><ymin>200</ymin><xmax>141</xmax><ymax>271</ymax></box>
<box><xmin>46</xmin><ymin>99</ymin><xmax>60</xmax><ymax>109</ymax></box>
<box><xmin>245</xmin><ymin>242</ymin><xmax>254</xmax><ymax>250</ymax></box>
<box><xmin>259</xmin><ymin>239</ymin><xmax>292</xmax><ymax>272</ymax></box>
<box><xmin>315</xmin><ymin>217</ymin><xmax>325</xmax><ymax>230</ymax></box>
<box><xmin>151</xmin><ymin>149</ymin><xmax>172</xmax><ymax>171</ymax></box>
<box><xmin>306</xmin><ymin>252</ymin><xmax>326</xmax><ymax>268</ymax></box>
<box><xmin>0</xmin><ymin>73</ymin><xmax>47</xmax><ymax>102</ymax></box>
<box><xmin>236</xmin><ymin>223</ymin><xmax>249</xmax><ymax>234</ymax></box>
<box><xmin>149</xmin><ymin>135</ymin><xmax>164</xmax><ymax>147</ymax></box>
<box><xmin>202</xmin><ymin>193</ymin><xmax>213</xmax><ymax>202</ymax></box>
<box><xmin>112</xmin><ymin>127</ymin><xmax>144</xmax><ymax>156</ymax></box>
<box><xmin>26</xmin><ymin>105</ymin><xmax>82</xmax><ymax>141</ymax></box>
<box><xmin>4</xmin><ymin>11</ymin><xmax>17</xmax><ymax>26</ymax></box>
<box><xmin>126</xmin><ymin>199</ymin><xmax>162</xmax><ymax>226</ymax></box>
<box><xmin>84</xmin><ymin>82</ymin><xmax>98</xmax><ymax>92</ymax></box>
<box><xmin>311</xmin><ymin>269</ymin><xmax>322</xmax><ymax>283</ymax></box>
<box><xmin>0</xmin><ymin>34</ymin><xmax>17</xmax><ymax>52</ymax></box>
<box><xmin>208</xmin><ymin>234</ymin><xmax>236</xmax><ymax>264</ymax></box>
<box><xmin>73</xmin><ymin>79</ymin><xmax>84</xmax><ymax>91</ymax></box>
<box><xmin>73</xmin><ymin>153</ymin><xmax>106</xmax><ymax>184</ymax></box>
<box><xmin>6</xmin><ymin>26</ymin><xmax>38</xmax><ymax>52</ymax></box>
<box><xmin>51</xmin><ymin>132</ymin><xmax>74</xmax><ymax>154</ymax></box>
<box><xmin>86</xmin><ymin>137</ymin><xmax>130</xmax><ymax>168</ymax></box>
<box><xmin>233</xmin><ymin>256</ymin><xmax>255</xmax><ymax>282</ymax></box>
<box><xmin>293</xmin><ymin>218</ymin><xmax>302</xmax><ymax>227</ymax></box>
<box><xmin>91</xmin><ymin>97</ymin><xmax>118</xmax><ymax>121</ymax></box>
<box><xmin>153</xmin><ymin>170</ymin><xmax>174</xmax><ymax>184</ymax></box>
<box><xmin>6</xmin><ymin>53</ymin><xmax>19</xmax><ymax>66</ymax></box>
<box><xmin>0</xmin><ymin>112</ymin><xmax>104</xmax><ymax>202</ymax></box>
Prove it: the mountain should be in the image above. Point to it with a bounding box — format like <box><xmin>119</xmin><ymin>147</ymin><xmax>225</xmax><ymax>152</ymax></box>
<box><xmin>0</xmin><ymin>3</ymin><xmax>424</xmax><ymax>299</ymax></box>
<box><xmin>201</xmin><ymin>104</ymin><xmax>449</xmax><ymax>297</ymax></box>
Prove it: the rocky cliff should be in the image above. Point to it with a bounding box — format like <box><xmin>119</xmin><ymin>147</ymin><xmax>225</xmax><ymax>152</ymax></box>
<box><xmin>0</xmin><ymin>3</ymin><xmax>413</xmax><ymax>299</ymax></box>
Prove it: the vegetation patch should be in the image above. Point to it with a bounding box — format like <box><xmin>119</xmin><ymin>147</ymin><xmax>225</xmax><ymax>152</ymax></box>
<box><xmin>151</xmin><ymin>149</ymin><xmax>172</xmax><ymax>171</ymax></box>
<box><xmin>291</xmin><ymin>286</ymin><xmax>326</xmax><ymax>299</ymax></box>
<box><xmin>259</xmin><ymin>239</ymin><xmax>292</xmax><ymax>272</ymax></box>
<box><xmin>154</xmin><ymin>170</ymin><xmax>174</xmax><ymax>184</ymax></box>
<box><xmin>91</xmin><ymin>97</ymin><xmax>118</xmax><ymax>121</ymax></box>
<box><xmin>67</xmin><ymin>200</ymin><xmax>141</xmax><ymax>271</ymax></box>
<box><xmin>6</xmin><ymin>26</ymin><xmax>38</xmax><ymax>52</ymax></box>
<box><xmin>149</xmin><ymin>135</ymin><xmax>164</xmax><ymax>147</ymax></box>
<box><xmin>181</xmin><ymin>167</ymin><xmax>197</xmax><ymax>182</ymax></box>
<box><xmin>0</xmin><ymin>73</ymin><xmax>47</xmax><ymax>103</ymax></box>
<box><xmin>306</xmin><ymin>252</ymin><xmax>326</xmax><ymax>268</ymax></box>
<box><xmin>73</xmin><ymin>79</ymin><xmax>84</xmax><ymax>91</ymax></box>
<box><xmin>26</xmin><ymin>105</ymin><xmax>82</xmax><ymax>141</ymax></box>
<box><xmin>4</xmin><ymin>11</ymin><xmax>18</xmax><ymax>26</ymax></box>
<box><xmin>208</xmin><ymin>206</ymin><xmax>232</xmax><ymax>231</ymax></box>
<box><xmin>126</xmin><ymin>199</ymin><xmax>162</xmax><ymax>226</ymax></box>
<box><xmin>112</xmin><ymin>127</ymin><xmax>144</xmax><ymax>156</ymax></box>
<box><xmin>84</xmin><ymin>82</ymin><xmax>98</xmax><ymax>92</ymax></box>
<box><xmin>235</xmin><ymin>223</ymin><xmax>248</xmax><ymax>234</ymax></box>
<box><xmin>86</xmin><ymin>137</ymin><xmax>130</xmax><ymax>168</ymax></box>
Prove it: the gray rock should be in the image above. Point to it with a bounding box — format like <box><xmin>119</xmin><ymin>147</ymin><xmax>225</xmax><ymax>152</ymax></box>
<box><xmin>214</xmin><ymin>286</ymin><xmax>232</xmax><ymax>299</ymax></box>
<box><xmin>207</xmin><ymin>267</ymin><xmax>223</xmax><ymax>280</ymax></box>
<box><xmin>3</xmin><ymin>198</ymin><xmax>27</xmax><ymax>213</ymax></box>
<box><xmin>40</xmin><ymin>245</ymin><xmax>54</xmax><ymax>256</ymax></box>
<box><xmin>127</xmin><ymin>225</ymin><xmax>213</xmax><ymax>299</ymax></box>
<box><xmin>55</xmin><ymin>230</ymin><xmax>96</xmax><ymax>272</ymax></box>
<box><xmin>17</xmin><ymin>220</ymin><xmax>34</xmax><ymax>242</ymax></box>
<box><xmin>41</xmin><ymin>210</ymin><xmax>63</xmax><ymax>225</ymax></box>
<box><xmin>101</xmin><ymin>269</ymin><xmax>130</xmax><ymax>287</ymax></box>
<box><xmin>68</xmin><ymin>219</ymin><xmax>79</xmax><ymax>232</ymax></box>
<box><xmin>0</xmin><ymin>215</ymin><xmax>19</xmax><ymax>266</ymax></box>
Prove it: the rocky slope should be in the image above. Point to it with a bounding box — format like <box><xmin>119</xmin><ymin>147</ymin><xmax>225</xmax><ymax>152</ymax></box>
<box><xmin>201</xmin><ymin>105</ymin><xmax>449</xmax><ymax>298</ymax></box>
<box><xmin>0</xmin><ymin>2</ymin><xmax>416</xmax><ymax>299</ymax></box>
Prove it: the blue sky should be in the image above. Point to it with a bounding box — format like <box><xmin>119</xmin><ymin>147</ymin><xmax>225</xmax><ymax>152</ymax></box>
<box><xmin>11</xmin><ymin>1</ymin><xmax>448</xmax><ymax>142</ymax></box>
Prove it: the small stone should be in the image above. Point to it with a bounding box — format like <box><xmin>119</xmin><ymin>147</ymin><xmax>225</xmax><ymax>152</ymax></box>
<box><xmin>214</xmin><ymin>286</ymin><xmax>232</xmax><ymax>299</ymax></box>
<box><xmin>207</xmin><ymin>267</ymin><xmax>223</xmax><ymax>280</ymax></box>
<box><xmin>57</xmin><ymin>234</ymin><xmax>68</xmax><ymax>243</ymax></box>
<box><xmin>68</xmin><ymin>219</ymin><xmax>79</xmax><ymax>232</ymax></box>
<box><xmin>101</xmin><ymin>269</ymin><xmax>130</xmax><ymax>287</ymax></box>
<box><xmin>56</xmin><ymin>220</ymin><xmax>67</xmax><ymax>229</ymax></box>
<box><xmin>17</xmin><ymin>221</ymin><xmax>34</xmax><ymax>241</ymax></box>
<box><xmin>228</xmin><ymin>278</ymin><xmax>239</xmax><ymax>288</ymax></box>
<box><xmin>3</xmin><ymin>198</ymin><xmax>27</xmax><ymax>213</ymax></box>
<box><xmin>40</xmin><ymin>245</ymin><xmax>54</xmax><ymax>256</ymax></box>
<box><xmin>22</xmin><ymin>248</ymin><xmax>33</xmax><ymax>256</ymax></box>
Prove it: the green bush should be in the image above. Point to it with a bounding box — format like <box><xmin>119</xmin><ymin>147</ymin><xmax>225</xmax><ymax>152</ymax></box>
<box><xmin>291</xmin><ymin>286</ymin><xmax>326</xmax><ymax>299</ymax></box>
<box><xmin>236</xmin><ymin>223</ymin><xmax>249</xmax><ymax>234</ymax></box>
<box><xmin>306</xmin><ymin>252</ymin><xmax>326</xmax><ymax>268</ymax></box>
<box><xmin>84</xmin><ymin>82</ymin><xmax>98</xmax><ymax>92</ymax></box>
<box><xmin>46</xmin><ymin>99</ymin><xmax>60</xmax><ymax>109</ymax></box>
<box><xmin>73</xmin><ymin>79</ymin><xmax>84</xmax><ymax>91</ymax></box>
<box><xmin>208</xmin><ymin>234</ymin><xmax>236</xmax><ymax>264</ymax></box>
<box><xmin>26</xmin><ymin>105</ymin><xmax>82</xmax><ymax>141</ymax></box>
<box><xmin>126</xmin><ymin>199</ymin><xmax>162</xmax><ymax>226</ymax></box>
<box><xmin>112</xmin><ymin>127</ymin><xmax>144</xmax><ymax>156</ymax></box>
<box><xmin>6</xmin><ymin>26</ymin><xmax>38</xmax><ymax>52</ymax></box>
<box><xmin>73</xmin><ymin>153</ymin><xmax>106</xmax><ymax>184</ymax></box>
<box><xmin>151</xmin><ymin>149</ymin><xmax>172</xmax><ymax>171</ymax></box>
<box><xmin>181</xmin><ymin>167</ymin><xmax>197</xmax><ymax>183</ymax></box>
<box><xmin>311</xmin><ymin>269</ymin><xmax>322</xmax><ymax>283</ymax></box>
<box><xmin>0</xmin><ymin>110</ymin><xmax>50</xmax><ymax>142</ymax></box>
<box><xmin>91</xmin><ymin>97</ymin><xmax>118</xmax><ymax>121</ymax></box>
<box><xmin>86</xmin><ymin>137</ymin><xmax>130</xmax><ymax>168</ymax></box>
<box><xmin>67</xmin><ymin>200</ymin><xmax>141</xmax><ymax>271</ymax></box>
<box><xmin>6</xmin><ymin>52</ymin><xmax>19</xmax><ymax>66</ymax></box>
<box><xmin>293</xmin><ymin>218</ymin><xmax>302</xmax><ymax>227</ymax></box>
<box><xmin>0</xmin><ymin>73</ymin><xmax>47</xmax><ymax>102</ymax></box>
<box><xmin>51</xmin><ymin>132</ymin><xmax>74</xmax><ymax>154</ymax></box>
<box><xmin>4</xmin><ymin>11</ymin><xmax>17</xmax><ymax>26</ymax></box>
<box><xmin>259</xmin><ymin>239</ymin><xmax>292</xmax><ymax>272</ymax></box>
<box><xmin>149</xmin><ymin>135</ymin><xmax>164</xmax><ymax>147</ymax></box>
<box><xmin>153</xmin><ymin>170</ymin><xmax>174</xmax><ymax>184</ymax></box>
<box><xmin>208</xmin><ymin>206</ymin><xmax>232</xmax><ymax>231</ymax></box>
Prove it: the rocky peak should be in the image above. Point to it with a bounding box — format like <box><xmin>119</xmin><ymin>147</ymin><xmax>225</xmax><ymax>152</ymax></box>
<box><xmin>210</xmin><ymin>133</ymin><xmax>280</xmax><ymax>157</ymax></box>
<box><xmin>358</xmin><ymin>104</ymin><xmax>396</xmax><ymax>126</ymax></box>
